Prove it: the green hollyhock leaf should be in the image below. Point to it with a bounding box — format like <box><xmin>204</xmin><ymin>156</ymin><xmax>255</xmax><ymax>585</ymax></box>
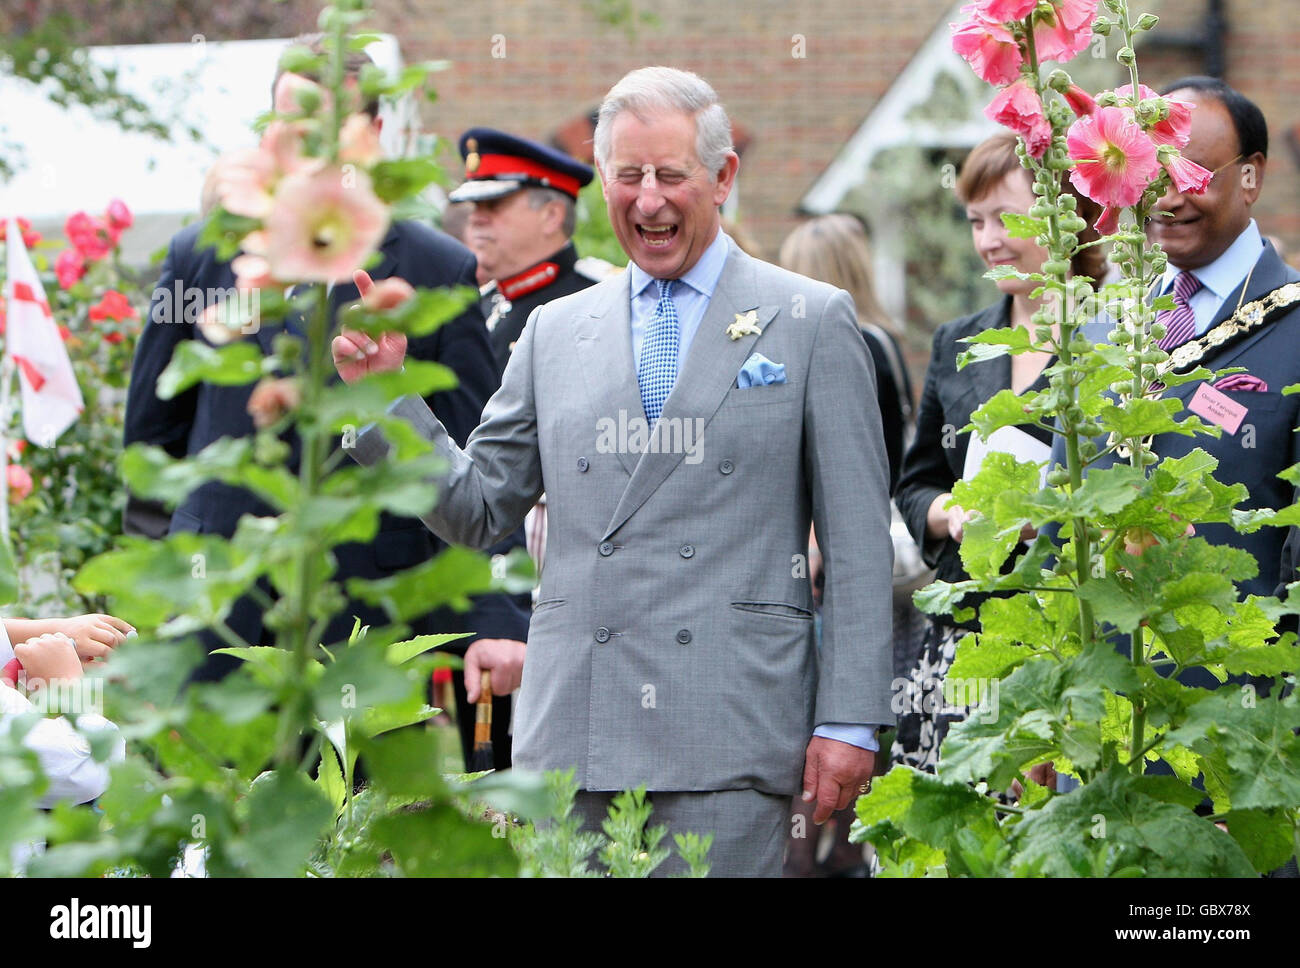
<box><xmin>913</xmin><ymin>578</ymin><xmax>978</xmax><ymax>619</ymax></box>
<box><xmin>348</xmin><ymin>545</ymin><xmax>535</xmax><ymax>621</ymax></box>
<box><xmin>1000</xmin><ymin>212</ymin><xmax>1047</xmax><ymax>239</ymax></box>
<box><xmin>371</xmin><ymin>804</ymin><xmax>518</xmax><ymax>876</ymax></box>
<box><xmin>1166</xmin><ymin>692</ymin><xmax>1300</xmax><ymax>811</ymax></box>
<box><xmin>1220</xmin><ymin>808</ymin><xmax>1296</xmax><ymax>872</ymax></box>
<box><xmin>957</xmin><ymin>325</ymin><xmax>1034</xmax><ymax>367</ymax></box>
<box><xmin>370</xmin><ymin>158</ymin><xmax>445</xmax><ymax>203</ymax></box>
<box><xmin>235</xmin><ymin>769</ymin><xmax>334</xmax><ymax>877</ymax></box>
<box><xmin>313</xmin><ymin>635</ymin><xmax>421</xmax><ymax>724</ymax></box>
<box><xmin>953</xmin><ymin>452</ymin><xmax>1042</xmax><ymax>580</ymax></box>
<box><xmin>360</xmin><ymin>727</ymin><xmax>448</xmax><ymax>800</ymax></box>
<box><xmin>156</xmin><ymin>340</ymin><xmax>264</xmax><ymax>399</ymax></box>
<box><xmin>1099</xmin><ymin>397</ymin><xmax>1198</xmax><ymax>440</ymax></box>
<box><xmin>321</xmin><ymin>453</ymin><xmax>447</xmax><ymax>521</ymax></box>
<box><xmin>0</xmin><ymin>537</ymin><xmax>18</xmax><ymax>607</ymax></box>
<box><xmin>339</xmin><ymin>284</ymin><xmax>475</xmax><ymax>339</ymax></box>
<box><xmin>965</xmin><ymin>388</ymin><xmax>1046</xmax><ymax>439</ymax></box>
<box><xmin>314</xmin><ymin>359</ymin><xmax>459</xmax><ymax>430</ymax></box>
<box><xmin>385</xmin><ymin>633</ymin><xmax>472</xmax><ymax>665</ymax></box>
<box><xmin>317</xmin><ymin>738</ymin><xmax>346</xmax><ymax>817</ymax></box>
<box><xmin>1009</xmin><ymin>768</ymin><xmax>1255</xmax><ymax>876</ymax></box>
<box><xmin>122</xmin><ymin>438</ymin><xmax>297</xmax><ymax>514</ymax></box>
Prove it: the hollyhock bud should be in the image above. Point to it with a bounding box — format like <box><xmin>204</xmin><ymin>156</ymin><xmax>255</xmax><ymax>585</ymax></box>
<box><xmin>7</xmin><ymin>464</ymin><xmax>32</xmax><ymax>503</ymax></box>
<box><xmin>1062</xmin><ymin>84</ymin><xmax>1098</xmax><ymax>117</ymax></box>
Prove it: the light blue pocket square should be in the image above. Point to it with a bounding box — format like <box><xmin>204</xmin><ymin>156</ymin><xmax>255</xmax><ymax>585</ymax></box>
<box><xmin>737</xmin><ymin>353</ymin><xmax>786</xmax><ymax>388</ymax></box>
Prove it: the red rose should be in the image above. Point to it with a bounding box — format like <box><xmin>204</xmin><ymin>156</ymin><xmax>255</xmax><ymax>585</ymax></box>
<box><xmin>88</xmin><ymin>289</ymin><xmax>137</xmax><ymax>322</ymax></box>
<box><xmin>55</xmin><ymin>248</ymin><xmax>86</xmax><ymax>289</ymax></box>
<box><xmin>64</xmin><ymin>211</ymin><xmax>113</xmax><ymax>261</ymax></box>
<box><xmin>103</xmin><ymin>330</ymin><xmax>124</xmax><ymax>345</ymax></box>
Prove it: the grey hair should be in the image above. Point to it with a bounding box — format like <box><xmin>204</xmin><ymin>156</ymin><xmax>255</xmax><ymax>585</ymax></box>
<box><xmin>525</xmin><ymin>186</ymin><xmax>577</xmax><ymax>237</ymax></box>
<box><xmin>593</xmin><ymin>66</ymin><xmax>734</xmax><ymax>176</ymax></box>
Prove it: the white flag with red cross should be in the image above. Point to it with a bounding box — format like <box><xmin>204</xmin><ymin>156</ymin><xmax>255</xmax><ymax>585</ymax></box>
<box><xmin>5</xmin><ymin>217</ymin><xmax>83</xmax><ymax>445</ymax></box>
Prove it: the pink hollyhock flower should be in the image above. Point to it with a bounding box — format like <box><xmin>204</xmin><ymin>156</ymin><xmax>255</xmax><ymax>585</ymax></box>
<box><xmin>106</xmin><ymin>198</ymin><xmax>133</xmax><ymax>231</ymax></box>
<box><xmin>1115</xmin><ymin>83</ymin><xmax>1193</xmax><ymax>148</ymax></box>
<box><xmin>986</xmin><ymin>79</ymin><xmax>1053</xmax><ymax>158</ymax></box>
<box><xmin>951</xmin><ymin>11</ymin><xmax>1024</xmax><ymax>86</ymax></box>
<box><xmin>264</xmin><ymin>166</ymin><xmax>389</xmax><ymax>284</ymax></box>
<box><xmin>1067</xmin><ymin>105</ymin><xmax>1161</xmax><ymax>208</ymax></box>
<box><xmin>1161</xmin><ymin>152</ymin><xmax>1213</xmax><ymax>194</ymax></box>
<box><xmin>339</xmin><ymin>114</ymin><xmax>383</xmax><ymax>167</ymax></box>
<box><xmin>88</xmin><ymin>289</ymin><xmax>138</xmax><ymax>322</ymax></box>
<box><xmin>977</xmin><ymin>0</ymin><xmax>1037</xmax><ymax>20</ymax></box>
<box><xmin>7</xmin><ymin>464</ymin><xmax>32</xmax><ymax>503</ymax></box>
<box><xmin>1093</xmin><ymin>205</ymin><xmax>1121</xmax><ymax>235</ymax></box>
<box><xmin>1062</xmin><ymin>84</ymin><xmax>1097</xmax><ymax>117</ymax></box>
<box><xmin>65</xmin><ymin>211</ymin><xmax>114</xmax><ymax>261</ymax></box>
<box><xmin>274</xmin><ymin>72</ymin><xmax>330</xmax><ymax>116</ymax></box>
<box><xmin>55</xmin><ymin>248</ymin><xmax>86</xmax><ymax>289</ymax></box>
<box><xmin>1034</xmin><ymin>0</ymin><xmax>1099</xmax><ymax>63</ymax></box>
<box><xmin>232</xmin><ymin>253</ymin><xmax>275</xmax><ymax>291</ymax></box>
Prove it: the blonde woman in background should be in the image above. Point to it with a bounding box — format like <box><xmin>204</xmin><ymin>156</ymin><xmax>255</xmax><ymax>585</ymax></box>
<box><xmin>779</xmin><ymin>213</ymin><xmax>922</xmax><ymax>877</ymax></box>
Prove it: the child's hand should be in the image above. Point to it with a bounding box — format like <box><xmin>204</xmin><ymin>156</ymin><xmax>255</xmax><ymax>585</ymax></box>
<box><xmin>56</xmin><ymin>613</ymin><xmax>134</xmax><ymax>663</ymax></box>
<box><xmin>15</xmin><ymin>633</ymin><xmax>84</xmax><ymax>686</ymax></box>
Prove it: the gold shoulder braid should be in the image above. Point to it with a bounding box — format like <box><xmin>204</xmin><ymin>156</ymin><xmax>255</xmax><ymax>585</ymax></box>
<box><xmin>1157</xmin><ymin>281</ymin><xmax>1300</xmax><ymax>377</ymax></box>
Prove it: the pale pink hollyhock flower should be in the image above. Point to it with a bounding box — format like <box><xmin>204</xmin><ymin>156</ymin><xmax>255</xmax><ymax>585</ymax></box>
<box><xmin>1062</xmin><ymin>84</ymin><xmax>1098</xmax><ymax>118</ymax></box>
<box><xmin>1034</xmin><ymin>0</ymin><xmax>1099</xmax><ymax>63</ymax></box>
<box><xmin>952</xmin><ymin>11</ymin><xmax>1024</xmax><ymax>86</ymax></box>
<box><xmin>1114</xmin><ymin>83</ymin><xmax>1194</xmax><ymax>148</ymax></box>
<box><xmin>7</xmin><ymin>464</ymin><xmax>32</xmax><ymax>503</ymax></box>
<box><xmin>213</xmin><ymin>148</ymin><xmax>278</xmax><ymax>219</ymax></box>
<box><xmin>264</xmin><ymin>166</ymin><xmax>389</xmax><ymax>284</ymax></box>
<box><xmin>339</xmin><ymin>114</ymin><xmax>383</xmax><ymax>167</ymax></box>
<box><xmin>260</xmin><ymin>121</ymin><xmax>318</xmax><ymax>178</ymax></box>
<box><xmin>232</xmin><ymin>253</ymin><xmax>275</xmax><ymax>291</ymax></box>
<box><xmin>976</xmin><ymin>0</ymin><xmax>1037</xmax><ymax>20</ymax></box>
<box><xmin>986</xmin><ymin>79</ymin><xmax>1053</xmax><ymax>158</ymax></box>
<box><xmin>1067</xmin><ymin>105</ymin><xmax>1161</xmax><ymax>208</ymax></box>
<box><xmin>1161</xmin><ymin>152</ymin><xmax>1213</xmax><ymax>195</ymax></box>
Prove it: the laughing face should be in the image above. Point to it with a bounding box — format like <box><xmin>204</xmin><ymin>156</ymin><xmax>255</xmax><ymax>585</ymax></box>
<box><xmin>1147</xmin><ymin>90</ymin><xmax>1264</xmax><ymax>270</ymax></box>
<box><xmin>598</xmin><ymin>109</ymin><xmax>739</xmax><ymax>279</ymax></box>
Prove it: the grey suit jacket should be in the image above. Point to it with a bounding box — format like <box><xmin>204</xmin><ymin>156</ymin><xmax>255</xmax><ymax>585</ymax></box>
<box><xmin>356</xmin><ymin>237</ymin><xmax>894</xmax><ymax>794</ymax></box>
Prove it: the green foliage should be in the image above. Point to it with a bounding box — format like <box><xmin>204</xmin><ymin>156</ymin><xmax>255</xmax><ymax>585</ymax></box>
<box><xmin>858</xmin><ymin>0</ymin><xmax>1300</xmax><ymax>877</ymax></box>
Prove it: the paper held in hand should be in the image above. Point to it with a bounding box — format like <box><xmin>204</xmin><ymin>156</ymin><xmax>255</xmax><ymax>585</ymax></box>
<box><xmin>962</xmin><ymin>426</ymin><xmax>1052</xmax><ymax>487</ymax></box>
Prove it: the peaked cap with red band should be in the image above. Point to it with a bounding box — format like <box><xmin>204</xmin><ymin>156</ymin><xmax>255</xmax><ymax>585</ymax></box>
<box><xmin>449</xmin><ymin>127</ymin><xmax>594</xmax><ymax>204</ymax></box>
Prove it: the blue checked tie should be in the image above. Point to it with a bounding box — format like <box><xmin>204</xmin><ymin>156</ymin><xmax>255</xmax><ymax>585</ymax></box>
<box><xmin>638</xmin><ymin>279</ymin><xmax>679</xmax><ymax>426</ymax></box>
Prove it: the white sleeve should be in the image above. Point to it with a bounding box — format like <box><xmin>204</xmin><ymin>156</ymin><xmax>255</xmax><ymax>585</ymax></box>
<box><xmin>1</xmin><ymin>685</ymin><xmax>123</xmax><ymax>807</ymax></box>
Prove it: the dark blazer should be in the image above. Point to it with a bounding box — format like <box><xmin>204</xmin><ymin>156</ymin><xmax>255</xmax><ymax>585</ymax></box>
<box><xmin>1091</xmin><ymin>241</ymin><xmax>1300</xmax><ymax>602</ymax></box>
<box><xmin>895</xmin><ymin>297</ymin><xmax>1051</xmax><ymax>611</ymax></box>
<box><xmin>123</xmin><ymin>219</ymin><xmax>530</xmax><ymax>675</ymax></box>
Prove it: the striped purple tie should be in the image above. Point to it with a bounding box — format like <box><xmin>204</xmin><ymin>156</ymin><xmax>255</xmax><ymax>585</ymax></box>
<box><xmin>1156</xmin><ymin>271</ymin><xmax>1203</xmax><ymax>351</ymax></box>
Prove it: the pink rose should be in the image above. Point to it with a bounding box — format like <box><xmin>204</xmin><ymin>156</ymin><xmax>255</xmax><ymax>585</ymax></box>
<box><xmin>106</xmin><ymin>198</ymin><xmax>134</xmax><ymax>231</ymax></box>
<box><xmin>55</xmin><ymin>248</ymin><xmax>86</xmax><ymax>289</ymax></box>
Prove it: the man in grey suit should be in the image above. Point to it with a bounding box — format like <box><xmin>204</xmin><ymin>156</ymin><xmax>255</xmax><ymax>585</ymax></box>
<box><xmin>334</xmin><ymin>67</ymin><xmax>894</xmax><ymax>876</ymax></box>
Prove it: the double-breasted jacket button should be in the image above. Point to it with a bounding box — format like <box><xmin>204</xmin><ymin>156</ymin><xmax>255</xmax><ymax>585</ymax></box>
<box><xmin>676</xmin><ymin>629</ymin><xmax>692</xmax><ymax>645</ymax></box>
<box><xmin>577</xmin><ymin>457</ymin><xmax>590</xmax><ymax>472</ymax></box>
<box><xmin>595</xmin><ymin>627</ymin><xmax>611</xmax><ymax>643</ymax></box>
<box><xmin>598</xmin><ymin>541</ymin><xmax>614</xmax><ymax>556</ymax></box>
<box><xmin>679</xmin><ymin>544</ymin><xmax>695</xmax><ymax>559</ymax></box>
<box><xmin>719</xmin><ymin>459</ymin><xmax>735</xmax><ymax>475</ymax></box>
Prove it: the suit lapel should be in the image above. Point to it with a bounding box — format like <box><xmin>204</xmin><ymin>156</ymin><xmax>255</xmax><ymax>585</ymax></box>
<box><xmin>573</xmin><ymin>271</ymin><xmax>642</xmax><ymax>477</ymax></box>
<box><xmin>603</xmin><ymin>246</ymin><xmax>779</xmax><ymax>540</ymax></box>
<box><xmin>1171</xmin><ymin>244</ymin><xmax>1288</xmax><ymax>393</ymax></box>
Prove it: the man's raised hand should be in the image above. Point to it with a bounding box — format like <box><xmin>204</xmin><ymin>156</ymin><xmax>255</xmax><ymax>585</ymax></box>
<box><xmin>331</xmin><ymin>269</ymin><xmax>414</xmax><ymax>383</ymax></box>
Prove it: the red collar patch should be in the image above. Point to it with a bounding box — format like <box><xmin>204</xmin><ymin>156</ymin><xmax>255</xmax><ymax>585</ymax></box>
<box><xmin>499</xmin><ymin>262</ymin><xmax>559</xmax><ymax>301</ymax></box>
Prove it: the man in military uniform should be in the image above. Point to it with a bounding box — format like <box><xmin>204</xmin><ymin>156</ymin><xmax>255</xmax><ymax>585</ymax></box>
<box><xmin>450</xmin><ymin>127</ymin><xmax>605</xmax><ymax>372</ymax></box>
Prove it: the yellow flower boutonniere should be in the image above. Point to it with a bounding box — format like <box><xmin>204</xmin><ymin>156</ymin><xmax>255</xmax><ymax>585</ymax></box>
<box><xmin>727</xmin><ymin>310</ymin><xmax>761</xmax><ymax>341</ymax></box>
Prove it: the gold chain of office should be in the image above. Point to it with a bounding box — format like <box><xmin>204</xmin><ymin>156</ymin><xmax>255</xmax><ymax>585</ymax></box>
<box><xmin>1159</xmin><ymin>281</ymin><xmax>1300</xmax><ymax>376</ymax></box>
